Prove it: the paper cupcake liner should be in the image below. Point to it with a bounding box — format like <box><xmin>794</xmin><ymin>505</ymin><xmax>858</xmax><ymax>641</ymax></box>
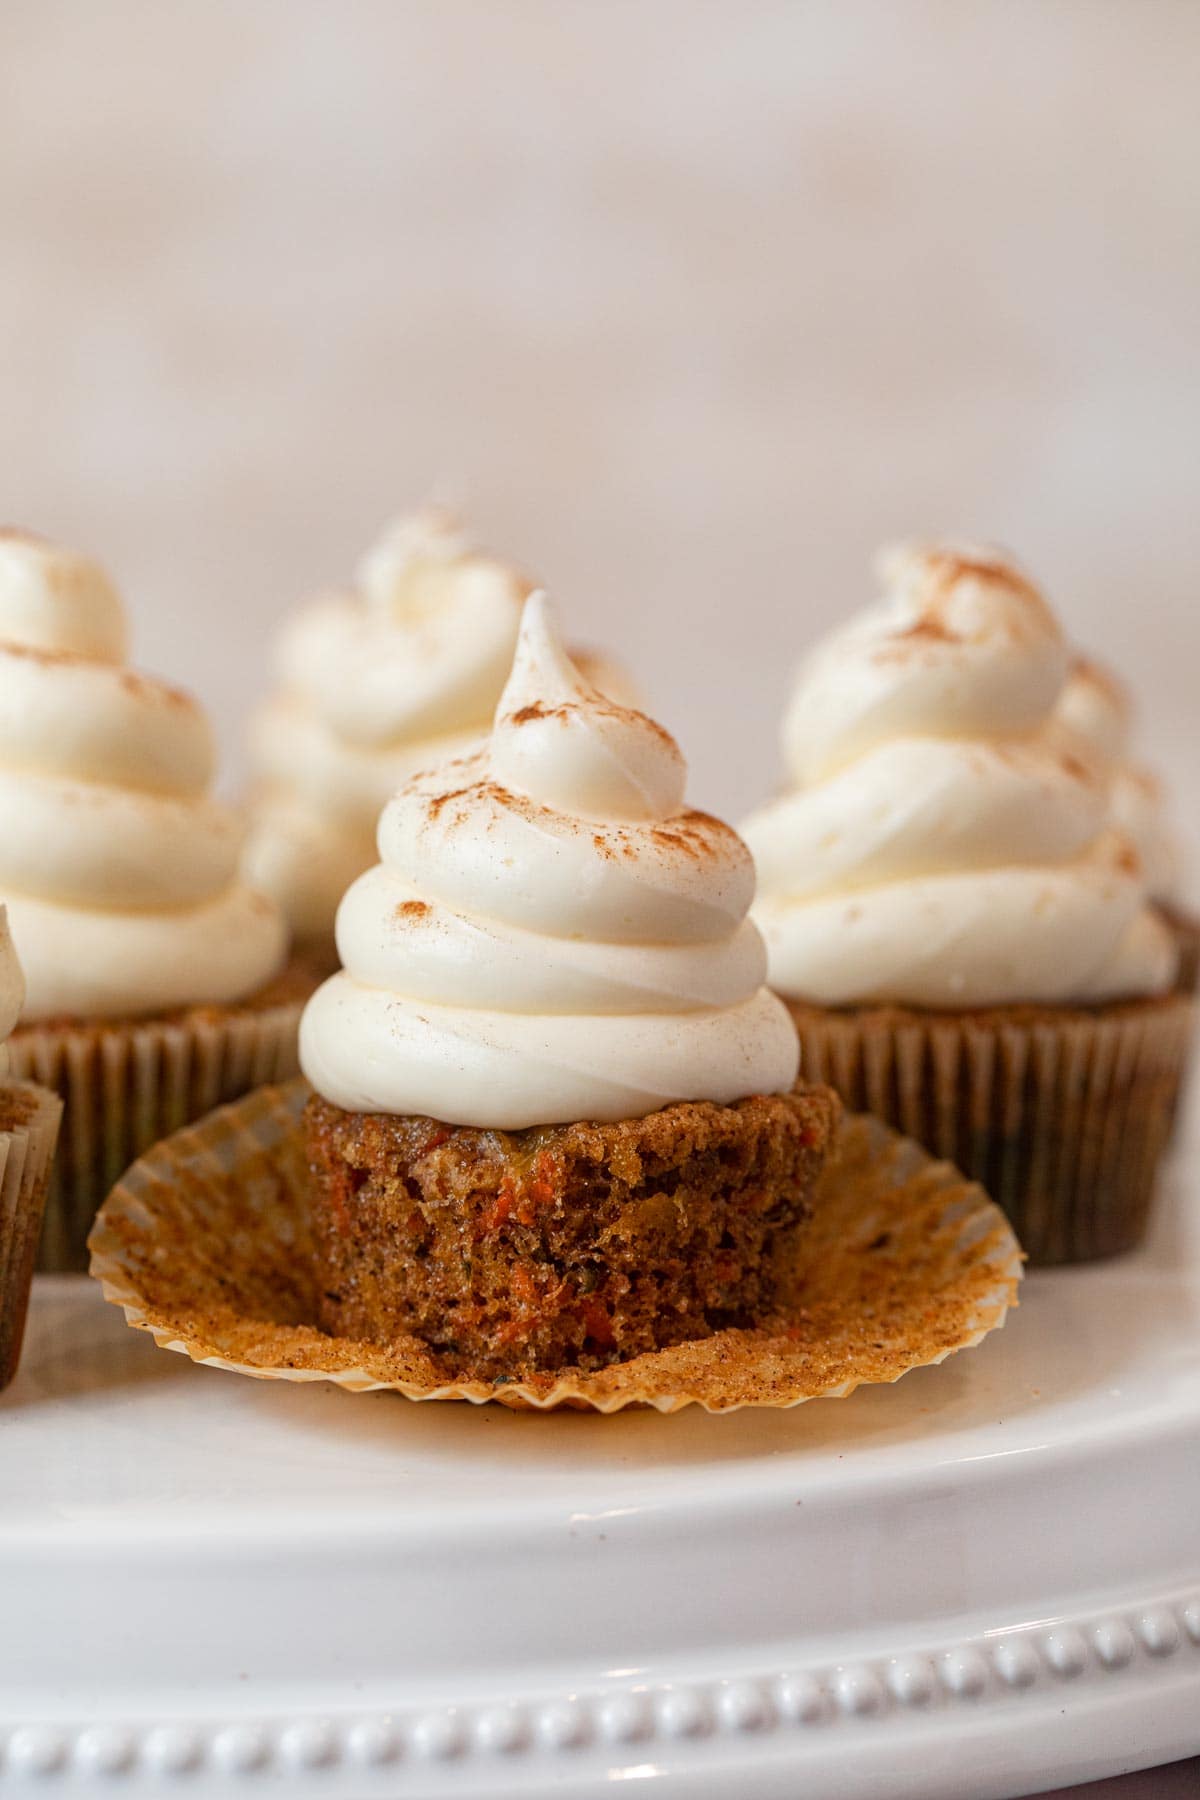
<box><xmin>1162</xmin><ymin>910</ymin><xmax>1200</xmax><ymax>1139</ymax></box>
<box><xmin>9</xmin><ymin>998</ymin><xmax>303</xmax><ymax>1273</ymax></box>
<box><xmin>88</xmin><ymin>1079</ymin><xmax>1022</xmax><ymax>1415</ymax></box>
<box><xmin>787</xmin><ymin>993</ymin><xmax>1193</xmax><ymax>1266</ymax></box>
<box><xmin>0</xmin><ymin>1080</ymin><xmax>63</xmax><ymax>1388</ymax></box>
<box><xmin>1162</xmin><ymin>904</ymin><xmax>1200</xmax><ymax>998</ymax></box>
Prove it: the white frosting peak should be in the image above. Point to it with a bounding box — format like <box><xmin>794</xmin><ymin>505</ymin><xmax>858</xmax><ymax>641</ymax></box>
<box><xmin>491</xmin><ymin>592</ymin><xmax>685</xmax><ymax>822</ymax></box>
<box><xmin>0</xmin><ymin>530</ymin><xmax>127</xmax><ymax>663</ymax></box>
<box><xmin>745</xmin><ymin>543</ymin><xmax>1177</xmax><ymax>1009</ymax></box>
<box><xmin>301</xmin><ymin>595</ymin><xmax>797</xmax><ymax>1125</ymax></box>
<box><xmin>0</xmin><ymin>534</ymin><xmax>285</xmax><ymax>1020</ymax></box>
<box><xmin>784</xmin><ymin>543</ymin><xmax>1067</xmax><ymax>785</ymax></box>
<box><xmin>243</xmin><ymin>512</ymin><xmax>641</xmax><ymax>946</ymax></box>
<box><xmin>356</xmin><ymin>505</ymin><xmax>474</xmax><ymax>617</ymax></box>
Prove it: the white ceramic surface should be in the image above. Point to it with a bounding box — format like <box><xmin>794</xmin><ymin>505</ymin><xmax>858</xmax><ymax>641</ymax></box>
<box><xmin>3</xmin><ymin>1119</ymin><xmax>1200</xmax><ymax>1799</ymax></box>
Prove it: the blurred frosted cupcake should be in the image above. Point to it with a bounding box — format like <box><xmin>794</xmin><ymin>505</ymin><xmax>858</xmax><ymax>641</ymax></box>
<box><xmin>243</xmin><ymin>507</ymin><xmax>638</xmax><ymax>972</ymax></box>
<box><xmin>0</xmin><ymin>907</ymin><xmax>61</xmax><ymax>1387</ymax></box>
<box><xmin>1057</xmin><ymin>655</ymin><xmax>1198</xmax><ymax>995</ymax></box>
<box><xmin>742</xmin><ymin>543</ymin><xmax>1191</xmax><ymax>1264</ymax></box>
<box><xmin>0</xmin><ymin>531</ymin><xmax>299</xmax><ymax>1269</ymax></box>
<box><xmin>299</xmin><ymin>593</ymin><xmax>832</xmax><ymax>1379</ymax></box>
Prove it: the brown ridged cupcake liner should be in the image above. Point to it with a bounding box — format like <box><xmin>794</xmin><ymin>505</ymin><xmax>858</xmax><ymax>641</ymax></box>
<box><xmin>88</xmin><ymin>1079</ymin><xmax>1021</xmax><ymax>1415</ymax></box>
<box><xmin>1159</xmin><ymin>907</ymin><xmax>1200</xmax><ymax>1138</ymax></box>
<box><xmin>0</xmin><ymin>1079</ymin><xmax>63</xmax><ymax>1387</ymax></box>
<box><xmin>786</xmin><ymin>993</ymin><xmax>1193</xmax><ymax>1266</ymax></box>
<box><xmin>9</xmin><ymin>998</ymin><xmax>303</xmax><ymax>1272</ymax></box>
<box><xmin>1161</xmin><ymin>903</ymin><xmax>1200</xmax><ymax>998</ymax></box>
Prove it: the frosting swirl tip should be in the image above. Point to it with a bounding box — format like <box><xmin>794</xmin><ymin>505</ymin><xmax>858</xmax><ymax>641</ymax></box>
<box><xmin>491</xmin><ymin>592</ymin><xmax>685</xmax><ymax>823</ymax></box>
<box><xmin>0</xmin><ymin>529</ymin><xmax>128</xmax><ymax>664</ymax></box>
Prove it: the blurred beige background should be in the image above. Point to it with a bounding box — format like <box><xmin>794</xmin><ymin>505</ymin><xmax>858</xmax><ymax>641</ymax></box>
<box><xmin>1</xmin><ymin>0</ymin><xmax>1198</xmax><ymax>834</ymax></box>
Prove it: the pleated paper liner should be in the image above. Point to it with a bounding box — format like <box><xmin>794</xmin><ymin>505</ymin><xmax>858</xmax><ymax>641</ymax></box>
<box><xmin>1161</xmin><ymin>903</ymin><xmax>1200</xmax><ymax>999</ymax></box>
<box><xmin>88</xmin><ymin>1079</ymin><xmax>1021</xmax><ymax>1415</ymax></box>
<box><xmin>787</xmin><ymin>991</ymin><xmax>1193</xmax><ymax>1267</ymax></box>
<box><xmin>1159</xmin><ymin>906</ymin><xmax>1200</xmax><ymax>1140</ymax></box>
<box><xmin>0</xmin><ymin>1079</ymin><xmax>63</xmax><ymax>1388</ymax></box>
<box><xmin>10</xmin><ymin>972</ymin><xmax>309</xmax><ymax>1274</ymax></box>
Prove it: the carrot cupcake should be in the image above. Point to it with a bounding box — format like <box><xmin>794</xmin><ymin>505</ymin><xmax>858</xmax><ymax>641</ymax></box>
<box><xmin>243</xmin><ymin>507</ymin><xmax>637</xmax><ymax>973</ymax></box>
<box><xmin>0</xmin><ymin>907</ymin><xmax>61</xmax><ymax>1387</ymax></box>
<box><xmin>742</xmin><ymin>543</ymin><xmax>1191</xmax><ymax>1265</ymax></box>
<box><xmin>0</xmin><ymin>530</ymin><xmax>298</xmax><ymax>1269</ymax></box>
<box><xmin>299</xmin><ymin>593</ymin><xmax>832</xmax><ymax>1378</ymax></box>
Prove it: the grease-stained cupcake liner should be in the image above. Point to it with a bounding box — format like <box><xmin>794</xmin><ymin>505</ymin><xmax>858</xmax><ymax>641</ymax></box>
<box><xmin>88</xmin><ymin>1079</ymin><xmax>1021</xmax><ymax>1415</ymax></box>
<box><xmin>0</xmin><ymin>1079</ymin><xmax>63</xmax><ymax>1388</ymax></box>
<box><xmin>11</xmin><ymin>998</ymin><xmax>303</xmax><ymax>1273</ymax></box>
<box><xmin>787</xmin><ymin>993</ymin><xmax>1193</xmax><ymax>1266</ymax></box>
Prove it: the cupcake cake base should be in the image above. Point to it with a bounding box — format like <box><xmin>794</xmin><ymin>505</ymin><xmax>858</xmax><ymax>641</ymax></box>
<box><xmin>305</xmin><ymin>1086</ymin><xmax>840</xmax><ymax>1378</ymax></box>
<box><xmin>88</xmin><ymin>1080</ymin><xmax>1021</xmax><ymax>1414</ymax></box>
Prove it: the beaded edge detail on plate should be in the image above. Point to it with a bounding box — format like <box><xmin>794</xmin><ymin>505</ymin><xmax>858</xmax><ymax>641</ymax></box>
<box><xmin>2</xmin><ymin>1593</ymin><xmax>1197</xmax><ymax>1782</ymax></box>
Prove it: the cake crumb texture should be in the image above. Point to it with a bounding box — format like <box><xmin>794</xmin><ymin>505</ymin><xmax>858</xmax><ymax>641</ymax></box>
<box><xmin>305</xmin><ymin>1085</ymin><xmax>841</xmax><ymax>1377</ymax></box>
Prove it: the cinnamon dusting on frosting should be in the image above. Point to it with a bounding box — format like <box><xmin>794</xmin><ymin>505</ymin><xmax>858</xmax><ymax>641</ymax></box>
<box><xmin>0</xmin><ymin>530</ymin><xmax>286</xmax><ymax>1018</ymax></box>
<box><xmin>745</xmin><ymin>540</ymin><xmax>1177</xmax><ymax>1008</ymax></box>
<box><xmin>1058</xmin><ymin>750</ymin><xmax>1091</xmax><ymax>783</ymax></box>
<box><xmin>117</xmin><ymin>669</ymin><xmax>194</xmax><ymax>709</ymax></box>
<box><xmin>1069</xmin><ymin>654</ymin><xmax>1129</xmax><ymax>708</ymax></box>
<box><xmin>301</xmin><ymin>591</ymin><xmax>796</xmax><ymax>1126</ymax></box>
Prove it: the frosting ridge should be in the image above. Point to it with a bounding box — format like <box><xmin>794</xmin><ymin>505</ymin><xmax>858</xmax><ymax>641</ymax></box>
<box><xmin>745</xmin><ymin>544</ymin><xmax>1177</xmax><ymax>1008</ymax></box>
<box><xmin>1056</xmin><ymin>656</ymin><xmax>1186</xmax><ymax>906</ymax></box>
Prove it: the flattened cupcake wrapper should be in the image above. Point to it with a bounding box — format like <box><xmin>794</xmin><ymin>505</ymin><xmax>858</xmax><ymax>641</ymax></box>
<box><xmin>0</xmin><ymin>1079</ymin><xmax>63</xmax><ymax>1388</ymax></box>
<box><xmin>788</xmin><ymin>995</ymin><xmax>1193</xmax><ymax>1266</ymax></box>
<box><xmin>88</xmin><ymin>1079</ymin><xmax>1022</xmax><ymax>1415</ymax></box>
<box><xmin>10</xmin><ymin>1002</ymin><xmax>302</xmax><ymax>1273</ymax></box>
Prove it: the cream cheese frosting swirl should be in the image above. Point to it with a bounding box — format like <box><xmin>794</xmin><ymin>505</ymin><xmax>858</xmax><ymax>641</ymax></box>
<box><xmin>1056</xmin><ymin>656</ymin><xmax>1186</xmax><ymax>907</ymax></box>
<box><xmin>0</xmin><ymin>532</ymin><xmax>286</xmax><ymax>1021</ymax></box>
<box><xmin>743</xmin><ymin>544</ymin><xmax>1177</xmax><ymax>1009</ymax></box>
<box><xmin>244</xmin><ymin>509</ymin><xmax>641</xmax><ymax>944</ymax></box>
<box><xmin>300</xmin><ymin>593</ymin><xmax>798</xmax><ymax>1125</ymax></box>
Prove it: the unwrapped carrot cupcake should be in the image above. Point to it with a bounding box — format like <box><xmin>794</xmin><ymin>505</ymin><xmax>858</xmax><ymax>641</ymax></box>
<box><xmin>299</xmin><ymin>593</ymin><xmax>834</xmax><ymax>1378</ymax></box>
<box><xmin>0</xmin><ymin>530</ymin><xmax>300</xmax><ymax>1269</ymax></box>
<box><xmin>1057</xmin><ymin>655</ymin><xmax>1198</xmax><ymax>995</ymax></box>
<box><xmin>0</xmin><ymin>907</ymin><xmax>61</xmax><ymax>1387</ymax></box>
<box><xmin>243</xmin><ymin>507</ymin><xmax>637</xmax><ymax>973</ymax></box>
<box><xmin>742</xmin><ymin>543</ymin><xmax>1191</xmax><ymax>1265</ymax></box>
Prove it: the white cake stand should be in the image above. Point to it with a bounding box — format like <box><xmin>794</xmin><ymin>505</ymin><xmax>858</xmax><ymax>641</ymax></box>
<box><xmin>2</xmin><ymin>1125</ymin><xmax>1199</xmax><ymax>1800</ymax></box>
